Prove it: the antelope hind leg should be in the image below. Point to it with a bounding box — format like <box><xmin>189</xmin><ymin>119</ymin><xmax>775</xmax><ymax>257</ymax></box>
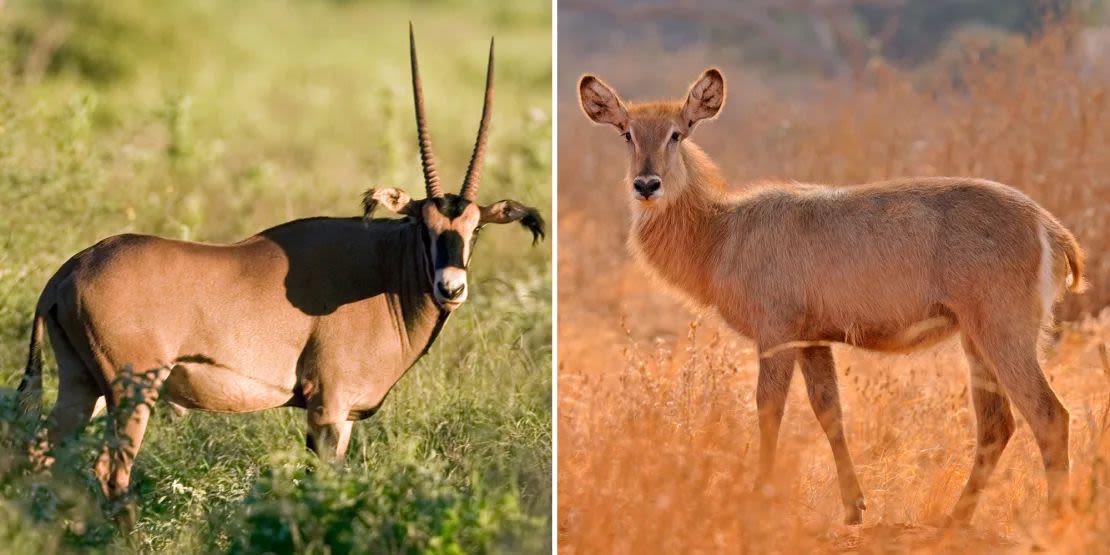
<box><xmin>36</xmin><ymin>316</ymin><xmax>103</xmax><ymax>468</ymax></box>
<box><xmin>970</xmin><ymin>319</ymin><xmax>1070</xmax><ymax>518</ymax></box>
<box><xmin>950</xmin><ymin>334</ymin><xmax>1015</xmax><ymax>524</ymax></box>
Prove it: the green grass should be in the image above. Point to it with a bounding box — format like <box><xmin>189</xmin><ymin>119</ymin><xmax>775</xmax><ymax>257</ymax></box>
<box><xmin>0</xmin><ymin>0</ymin><xmax>552</xmax><ymax>552</ymax></box>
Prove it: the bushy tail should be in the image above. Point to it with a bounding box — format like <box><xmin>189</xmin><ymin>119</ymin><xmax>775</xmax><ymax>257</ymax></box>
<box><xmin>1044</xmin><ymin>215</ymin><xmax>1086</xmax><ymax>293</ymax></box>
<box><xmin>17</xmin><ymin>312</ymin><xmax>45</xmax><ymax>421</ymax></box>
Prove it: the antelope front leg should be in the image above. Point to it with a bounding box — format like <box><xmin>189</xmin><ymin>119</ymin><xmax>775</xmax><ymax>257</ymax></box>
<box><xmin>754</xmin><ymin>350</ymin><xmax>795</xmax><ymax>492</ymax></box>
<box><xmin>799</xmin><ymin>346</ymin><xmax>866</xmax><ymax>524</ymax></box>
<box><xmin>306</xmin><ymin>402</ymin><xmax>354</xmax><ymax>462</ymax></box>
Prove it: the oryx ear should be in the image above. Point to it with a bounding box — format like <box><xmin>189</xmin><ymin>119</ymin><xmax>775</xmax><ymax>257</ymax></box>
<box><xmin>680</xmin><ymin>68</ymin><xmax>725</xmax><ymax>134</ymax></box>
<box><xmin>578</xmin><ymin>75</ymin><xmax>629</xmax><ymax>130</ymax></box>
<box><xmin>362</xmin><ymin>188</ymin><xmax>419</xmax><ymax>219</ymax></box>
<box><xmin>480</xmin><ymin>200</ymin><xmax>546</xmax><ymax>245</ymax></box>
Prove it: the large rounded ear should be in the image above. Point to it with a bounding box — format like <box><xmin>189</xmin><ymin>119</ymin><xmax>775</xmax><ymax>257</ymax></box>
<box><xmin>362</xmin><ymin>188</ymin><xmax>419</xmax><ymax>219</ymax></box>
<box><xmin>479</xmin><ymin>200</ymin><xmax>545</xmax><ymax>245</ymax></box>
<box><xmin>680</xmin><ymin>68</ymin><xmax>725</xmax><ymax>133</ymax></box>
<box><xmin>578</xmin><ymin>75</ymin><xmax>629</xmax><ymax>130</ymax></box>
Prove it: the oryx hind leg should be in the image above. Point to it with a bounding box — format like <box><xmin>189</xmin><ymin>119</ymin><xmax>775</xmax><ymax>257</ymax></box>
<box><xmin>41</xmin><ymin>315</ymin><xmax>104</xmax><ymax>463</ymax></box>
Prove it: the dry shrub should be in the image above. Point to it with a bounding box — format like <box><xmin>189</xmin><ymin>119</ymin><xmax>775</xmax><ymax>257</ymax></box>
<box><xmin>559</xmin><ymin>315</ymin><xmax>1110</xmax><ymax>553</ymax></box>
<box><xmin>558</xmin><ymin>26</ymin><xmax>1110</xmax><ymax>553</ymax></box>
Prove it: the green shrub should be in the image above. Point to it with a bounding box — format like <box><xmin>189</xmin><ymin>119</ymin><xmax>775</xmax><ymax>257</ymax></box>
<box><xmin>229</xmin><ymin>448</ymin><xmax>534</xmax><ymax>554</ymax></box>
<box><xmin>0</xmin><ymin>389</ymin><xmax>115</xmax><ymax>551</ymax></box>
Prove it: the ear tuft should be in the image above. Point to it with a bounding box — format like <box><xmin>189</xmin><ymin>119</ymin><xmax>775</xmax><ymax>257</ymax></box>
<box><xmin>519</xmin><ymin>206</ymin><xmax>546</xmax><ymax>245</ymax></box>
<box><xmin>362</xmin><ymin>188</ymin><xmax>416</xmax><ymax>220</ymax></box>
<box><xmin>362</xmin><ymin>190</ymin><xmax>381</xmax><ymax>219</ymax></box>
<box><xmin>479</xmin><ymin>199</ymin><xmax>546</xmax><ymax>245</ymax></box>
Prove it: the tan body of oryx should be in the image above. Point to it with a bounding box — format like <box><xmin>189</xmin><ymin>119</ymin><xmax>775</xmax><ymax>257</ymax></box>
<box><xmin>579</xmin><ymin>69</ymin><xmax>1085</xmax><ymax>525</ymax></box>
<box><xmin>18</xmin><ymin>25</ymin><xmax>544</xmax><ymax>530</ymax></box>
<box><xmin>30</xmin><ymin>216</ymin><xmax>445</xmax><ymax>440</ymax></box>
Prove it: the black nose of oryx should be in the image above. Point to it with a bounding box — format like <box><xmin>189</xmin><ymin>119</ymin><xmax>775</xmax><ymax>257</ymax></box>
<box><xmin>633</xmin><ymin>176</ymin><xmax>661</xmax><ymax>198</ymax></box>
<box><xmin>438</xmin><ymin>282</ymin><xmax>466</xmax><ymax>300</ymax></box>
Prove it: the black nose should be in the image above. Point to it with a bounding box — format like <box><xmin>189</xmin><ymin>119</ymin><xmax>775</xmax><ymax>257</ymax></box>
<box><xmin>633</xmin><ymin>176</ymin><xmax>661</xmax><ymax>197</ymax></box>
<box><xmin>438</xmin><ymin>282</ymin><xmax>465</xmax><ymax>300</ymax></box>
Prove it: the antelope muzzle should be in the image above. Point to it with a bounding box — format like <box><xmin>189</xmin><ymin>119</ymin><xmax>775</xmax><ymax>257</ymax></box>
<box><xmin>432</xmin><ymin>231</ymin><xmax>469</xmax><ymax>309</ymax></box>
<box><xmin>632</xmin><ymin>174</ymin><xmax>662</xmax><ymax>202</ymax></box>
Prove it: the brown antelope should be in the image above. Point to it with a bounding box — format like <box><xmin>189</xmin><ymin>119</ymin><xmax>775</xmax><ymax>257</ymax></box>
<box><xmin>578</xmin><ymin>68</ymin><xmax>1084</xmax><ymax>525</ymax></box>
<box><xmin>16</xmin><ymin>26</ymin><xmax>544</xmax><ymax>528</ymax></box>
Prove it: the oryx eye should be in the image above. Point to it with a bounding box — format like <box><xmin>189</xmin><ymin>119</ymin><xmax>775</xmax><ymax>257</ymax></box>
<box><xmin>621</xmin><ymin>131</ymin><xmax>631</xmax><ymax>143</ymax></box>
<box><xmin>670</xmin><ymin>131</ymin><xmax>681</xmax><ymax>143</ymax></box>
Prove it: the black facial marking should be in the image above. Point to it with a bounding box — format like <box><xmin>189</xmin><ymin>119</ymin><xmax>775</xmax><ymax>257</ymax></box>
<box><xmin>347</xmin><ymin>407</ymin><xmax>380</xmax><ymax>421</ymax></box>
<box><xmin>419</xmin><ymin>224</ymin><xmax>435</xmax><ymax>271</ymax></box>
<box><xmin>436</xmin><ymin>230</ymin><xmax>466</xmax><ymax>269</ymax></box>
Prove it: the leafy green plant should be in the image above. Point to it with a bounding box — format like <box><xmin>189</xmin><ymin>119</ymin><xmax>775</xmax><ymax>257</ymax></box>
<box><xmin>0</xmin><ymin>389</ymin><xmax>115</xmax><ymax>551</ymax></box>
<box><xmin>229</xmin><ymin>448</ymin><xmax>535</xmax><ymax>554</ymax></box>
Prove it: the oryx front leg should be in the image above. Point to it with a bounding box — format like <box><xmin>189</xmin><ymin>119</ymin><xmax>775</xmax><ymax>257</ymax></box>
<box><xmin>754</xmin><ymin>349</ymin><xmax>795</xmax><ymax>493</ymax></box>
<box><xmin>306</xmin><ymin>402</ymin><xmax>354</xmax><ymax>462</ymax></box>
<box><xmin>799</xmin><ymin>346</ymin><xmax>865</xmax><ymax>525</ymax></box>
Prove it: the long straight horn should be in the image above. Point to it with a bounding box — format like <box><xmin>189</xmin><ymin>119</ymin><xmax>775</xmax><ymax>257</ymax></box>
<box><xmin>460</xmin><ymin>37</ymin><xmax>494</xmax><ymax>201</ymax></box>
<box><xmin>409</xmin><ymin>23</ymin><xmax>443</xmax><ymax>198</ymax></box>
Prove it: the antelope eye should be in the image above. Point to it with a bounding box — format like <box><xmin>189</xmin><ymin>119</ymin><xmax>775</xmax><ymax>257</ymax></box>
<box><xmin>670</xmin><ymin>131</ymin><xmax>681</xmax><ymax>143</ymax></box>
<box><xmin>621</xmin><ymin>131</ymin><xmax>631</xmax><ymax>143</ymax></box>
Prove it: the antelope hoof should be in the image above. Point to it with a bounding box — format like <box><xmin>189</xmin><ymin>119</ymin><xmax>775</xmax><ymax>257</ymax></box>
<box><xmin>942</xmin><ymin>511</ymin><xmax>973</xmax><ymax>529</ymax></box>
<box><xmin>1046</xmin><ymin>494</ymin><xmax>1070</xmax><ymax>522</ymax></box>
<box><xmin>947</xmin><ymin>497</ymin><xmax>980</xmax><ymax>527</ymax></box>
<box><xmin>111</xmin><ymin>498</ymin><xmax>138</xmax><ymax>537</ymax></box>
<box><xmin>752</xmin><ymin>479</ymin><xmax>776</xmax><ymax>499</ymax></box>
<box><xmin>844</xmin><ymin>497</ymin><xmax>866</xmax><ymax>525</ymax></box>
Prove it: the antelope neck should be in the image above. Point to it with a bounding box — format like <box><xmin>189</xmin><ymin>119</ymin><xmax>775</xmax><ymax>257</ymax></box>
<box><xmin>394</xmin><ymin>223</ymin><xmax>451</xmax><ymax>363</ymax></box>
<box><xmin>629</xmin><ymin>142</ymin><xmax>728</xmax><ymax>306</ymax></box>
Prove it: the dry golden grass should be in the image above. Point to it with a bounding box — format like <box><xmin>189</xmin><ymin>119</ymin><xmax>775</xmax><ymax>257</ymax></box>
<box><xmin>558</xmin><ymin>28</ymin><xmax>1110</xmax><ymax>553</ymax></box>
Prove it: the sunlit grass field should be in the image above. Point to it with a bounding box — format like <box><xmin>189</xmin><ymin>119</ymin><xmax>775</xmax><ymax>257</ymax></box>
<box><xmin>557</xmin><ymin>25</ymin><xmax>1109</xmax><ymax>554</ymax></box>
<box><xmin>0</xmin><ymin>0</ymin><xmax>552</xmax><ymax>552</ymax></box>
